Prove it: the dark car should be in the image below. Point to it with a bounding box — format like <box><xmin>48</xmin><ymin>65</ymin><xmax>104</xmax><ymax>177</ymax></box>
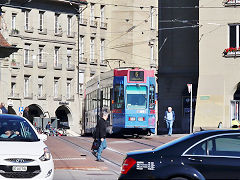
<box><xmin>119</xmin><ymin>130</ymin><xmax>240</xmax><ymax>180</ymax></box>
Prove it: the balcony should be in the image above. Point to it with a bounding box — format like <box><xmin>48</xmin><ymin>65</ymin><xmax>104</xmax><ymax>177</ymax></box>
<box><xmin>10</xmin><ymin>61</ymin><xmax>20</xmax><ymax>69</ymax></box>
<box><xmin>90</xmin><ymin>59</ymin><xmax>98</xmax><ymax>65</ymax></box>
<box><xmin>223</xmin><ymin>48</ymin><xmax>240</xmax><ymax>58</ymax></box>
<box><xmin>66</xmin><ymin>64</ymin><xmax>75</xmax><ymax>71</ymax></box>
<box><xmin>223</xmin><ymin>0</ymin><xmax>240</xmax><ymax>6</ymax></box>
<box><xmin>24</xmin><ymin>61</ymin><xmax>33</xmax><ymax>68</ymax></box>
<box><xmin>25</xmin><ymin>27</ymin><xmax>34</xmax><ymax>33</ymax></box>
<box><xmin>8</xmin><ymin>93</ymin><xmax>20</xmax><ymax>100</ymax></box>
<box><xmin>38</xmin><ymin>28</ymin><xmax>47</xmax><ymax>35</ymax></box>
<box><xmin>54</xmin><ymin>63</ymin><xmax>62</xmax><ymax>70</ymax></box>
<box><xmin>10</xmin><ymin>29</ymin><xmax>20</xmax><ymax>37</ymax></box>
<box><xmin>100</xmin><ymin>22</ymin><xmax>107</xmax><ymax>29</ymax></box>
<box><xmin>54</xmin><ymin>95</ymin><xmax>62</xmax><ymax>101</ymax></box>
<box><xmin>66</xmin><ymin>95</ymin><xmax>74</xmax><ymax>101</ymax></box>
<box><xmin>24</xmin><ymin>93</ymin><xmax>33</xmax><ymax>99</ymax></box>
<box><xmin>67</xmin><ymin>32</ymin><xmax>75</xmax><ymax>38</ymax></box>
<box><xmin>38</xmin><ymin>62</ymin><xmax>47</xmax><ymax>69</ymax></box>
<box><xmin>80</xmin><ymin>18</ymin><xmax>88</xmax><ymax>26</ymax></box>
<box><xmin>90</xmin><ymin>20</ymin><xmax>98</xmax><ymax>28</ymax></box>
<box><xmin>38</xmin><ymin>94</ymin><xmax>47</xmax><ymax>100</ymax></box>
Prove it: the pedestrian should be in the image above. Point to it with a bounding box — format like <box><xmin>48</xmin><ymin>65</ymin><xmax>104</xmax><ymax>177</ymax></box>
<box><xmin>164</xmin><ymin>107</ymin><xmax>175</xmax><ymax>136</ymax></box>
<box><xmin>92</xmin><ymin>107</ymin><xmax>110</xmax><ymax>162</ymax></box>
<box><xmin>0</xmin><ymin>103</ymin><xmax>8</xmax><ymax>114</ymax></box>
<box><xmin>23</xmin><ymin>106</ymin><xmax>30</xmax><ymax>121</ymax></box>
<box><xmin>46</xmin><ymin>121</ymin><xmax>51</xmax><ymax>130</ymax></box>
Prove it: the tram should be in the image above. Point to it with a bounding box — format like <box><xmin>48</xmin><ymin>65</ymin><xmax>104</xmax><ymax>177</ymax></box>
<box><xmin>83</xmin><ymin>68</ymin><xmax>156</xmax><ymax>135</ymax></box>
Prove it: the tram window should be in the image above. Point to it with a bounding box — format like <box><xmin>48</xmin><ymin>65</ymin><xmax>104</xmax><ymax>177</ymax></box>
<box><xmin>114</xmin><ymin>84</ymin><xmax>125</xmax><ymax>109</ymax></box>
<box><xmin>149</xmin><ymin>85</ymin><xmax>155</xmax><ymax>109</ymax></box>
<box><xmin>126</xmin><ymin>86</ymin><xmax>147</xmax><ymax>109</ymax></box>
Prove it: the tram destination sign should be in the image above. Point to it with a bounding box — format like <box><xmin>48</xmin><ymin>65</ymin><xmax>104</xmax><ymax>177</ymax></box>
<box><xmin>129</xmin><ymin>71</ymin><xmax>144</xmax><ymax>82</ymax></box>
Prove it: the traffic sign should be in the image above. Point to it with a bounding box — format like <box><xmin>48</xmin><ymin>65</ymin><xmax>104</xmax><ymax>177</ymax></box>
<box><xmin>19</xmin><ymin>107</ymin><xmax>24</xmax><ymax>112</ymax></box>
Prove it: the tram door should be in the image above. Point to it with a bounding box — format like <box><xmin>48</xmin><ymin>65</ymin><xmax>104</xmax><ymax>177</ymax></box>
<box><xmin>231</xmin><ymin>100</ymin><xmax>240</xmax><ymax>123</ymax></box>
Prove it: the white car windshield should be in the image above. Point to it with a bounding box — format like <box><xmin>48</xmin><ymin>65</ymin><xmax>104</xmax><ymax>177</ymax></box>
<box><xmin>0</xmin><ymin>118</ymin><xmax>39</xmax><ymax>142</ymax></box>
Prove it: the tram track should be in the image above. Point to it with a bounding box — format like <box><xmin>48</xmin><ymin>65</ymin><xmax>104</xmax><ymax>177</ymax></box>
<box><xmin>56</xmin><ymin>136</ymin><xmax>122</xmax><ymax>175</ymax></box>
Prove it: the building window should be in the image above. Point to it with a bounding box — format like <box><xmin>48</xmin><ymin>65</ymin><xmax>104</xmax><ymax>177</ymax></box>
<box><xmin>12</xmin><ymin>13</ymin><xmax>16</xmax><ymax>30</ymax></box>
<box><xmin>90</xmin><ymin>3</ymin><xmax>95</xmax><ymax>25</ymax></box>
<box><xmin>24</xmin><ymin>76</ymin><xmax>30</xmax><ymax>97</ymax></box>
<box><xmin>67</xmin><ymin>15</ymin><xmax>72</xmax><ymax>36</ymax></box>
<box><xmin>24</xmin><ymin>10</ymin><xmax>30</xmax><ymax>30</ymax></box>
<box><xmin>100</xmin><ymin>5</ymin><xmax>105</xmax><ymax>24</ymax></box>
<box><xmin>67</xmin><ymin>79</ymin><xmax>72</xmax><ymax>99</ymax></box>
<box><xmin>54</xmin><ymin>47</ymin><xmax>59</xmax><ymax>66</ymax></box>
<box><xmin>24</xmin><ymin>44</ymin><xmax>30</xmax><ymax>64</ymax></box>
<box><xmin>11</xmin><ymin>76</ymin><xmax>16</xmax><ymax>97</ymax></box>
<box><xmin>38</xmin><ymin>45</ymin><xmax>44</xmax><ymax>63</ymax></box>
<box><xmin>67</xmin><ymin>48</ymin><xmax>72</xmax><ymax>68</ymax></box>
<box><xmin>79</xmin><ymin>6</ymin><xmax>84</xmax><ymax>23</ymax></box>
<box><xmin>80</xmin><ymin>36</ymin><xmax>84</xmax><ymax>61</ymax></box>
<box><xmin>55</xmin><ymin>13</ymin><xmax>60</xmax><ymax>34</ymax></box>
<box><xmin>229</xmin><ymin>24</ymin><xmax>240</xmax><ymax>48</ymax></box>
<box><xmin>90</xmin><ymin>37</ymin><xmax>95</xmax><ymax>62</ymax></box>
<box><xmin>79</xmin><ymin>71</ymin><xmax>84</xmax><ymax>94</ymax></box>
<box><xmin>150</xmin><ymin>6</ymin><xmax>155</xmax><ymax>29</ymax></box>
<box><xmin>38</xmin><ymin>76</ymin><xmax>44</xmax><ymax>97</ymax></box>
<box><xmin>100</xmin><ymin>39</ymin><xmax>105</xmax><ymax>64</ymax></box>
<box><xmin>39</xmin><ymin>11</ymin><xmax>44</xmax><ymax>31</ymax></box>
<box><xmin>54</xmin><ymin>78</ymin><xmax>59</xmax><ymax>98</ymax></box>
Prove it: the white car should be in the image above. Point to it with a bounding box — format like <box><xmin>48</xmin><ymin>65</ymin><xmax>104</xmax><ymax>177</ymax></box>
<box><xmin>0</xmin><ymin>114</ymin><xmax>54</xmax><ymax>180</ymax></box>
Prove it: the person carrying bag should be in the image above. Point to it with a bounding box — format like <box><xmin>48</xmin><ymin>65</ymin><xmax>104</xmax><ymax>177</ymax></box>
<box><xmin>91</xmin><ymin>107</ymin><xmax>110</xmax><ymax>162</ymax></box>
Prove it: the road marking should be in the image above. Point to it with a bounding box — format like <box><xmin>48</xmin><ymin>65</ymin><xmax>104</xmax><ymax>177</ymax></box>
<box><xmin>109</xmin><ymin>141</ymin><xmax>132</xmax><ymax>144</ymax></box>
<box><xmin>54</xmin><ymin>157</ymin><xmax>86</xmax><ymax>161</ymax></box>
<box><xmin>106</xmin><ymin>147</ymin><xmax>125</xmax><ymax>155</ymax></box>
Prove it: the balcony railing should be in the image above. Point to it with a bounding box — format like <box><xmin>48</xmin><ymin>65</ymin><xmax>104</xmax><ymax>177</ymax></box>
<box><xmin>80</xmin><ymin>18</ymin><xmax>88</xmax><ymax>26</ymax></box>
<box><xmin>38</xmin><ymin>28</ymin><xmax>47</xmax><ymax>35</ymax></box>
<box><xmin>25</xmin><ymin>27</ymin><xmax>34</xmax><ymax>33</ymax></box>
<box><xmin>66</xmin><ymin>64</ymin><xmax>75</xmax><ymax>71</ymax></box>
<box><xmin>100</xmin><ymin>22</ymin><xmax>107</xmax><ymax>29</ymax></box>
<box><xmin>10</xmin><ymin>29</ymin><xmax>20</xmax><ymax>36</ymax></box>
<box><xmin>24</xmin><ymin>93</ymin><xmax>33</xmax><ymax>99</ymax></box>
<box><xmin>90</xmin><ymin>59</ymin><xmax>98</xmax><ymax>65</ymax></box>
<box><xmin>54</xmin><ymin>95</ymin><xmax>62</xmax><ymax>101</ymax></box>
<box><xmin>24</xmin><ymin>61</ymin><xmax>33</xmax><ymax>68</ymax></box>
<box><xmin>38</xmin><ymin>94</ymin><xmax>47</xmax><ymax>100</ymax></box>
<box><xmin>79</xmin><ymin>57</ymin><xmax>87</xmax><ymax>64</ymax></box>
<box><xmin>223</xmin><ymin>0</ymin><xmax>240</xmax><ymax>6</ymax></box>
<box><xmin>66</xmin><ymin>95</ymin><xmax>74</xmax><ymax>101</ymax></box>
<box><xmin>54</xmin><ymin>63</ymin><xmax>62</xmax><ymax>70</ymax></box>
<box><xmin>8</xmin><ymin>93</ymin><xmax>20</xmax><ymax>100</ymax></box>
<box><xmin>90</xmin><ymin>20</ymin><xmax>98</xmax><ymax>28</ymax></box>
<box><xmin>38</xmin><ymin>62</ymin><xmax>47</xmax><ymax>69</ymax></box>
<box><xmin>10</xmin><ymin>61</ymin><xmax>20</xmax><ymax>69</ymax></box>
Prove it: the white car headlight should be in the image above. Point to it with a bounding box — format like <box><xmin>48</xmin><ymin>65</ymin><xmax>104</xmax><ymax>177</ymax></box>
<box><xmin>39</xmin><ymin>147</ymin><xmax>51</xmax><ymax>161</ymax></box>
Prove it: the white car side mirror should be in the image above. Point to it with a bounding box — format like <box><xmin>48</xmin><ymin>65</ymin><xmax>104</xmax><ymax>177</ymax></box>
<box><xmin>38</xmin><ymin>134</ymin><xmax>47</xmax><ymax>141</ymax></box>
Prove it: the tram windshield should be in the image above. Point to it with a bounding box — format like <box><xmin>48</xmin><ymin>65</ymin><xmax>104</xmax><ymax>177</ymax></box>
<box><xmin>126</xmin><ymin>86</ymin><xmax>147</xmax><ymax>109</ymax></box>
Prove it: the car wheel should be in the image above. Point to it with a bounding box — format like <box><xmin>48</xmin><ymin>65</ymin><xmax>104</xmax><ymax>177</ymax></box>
<box><xmin>170</xmin><ymin>177</ymin><xmax>189</xmax><ymax>180</ymax></box>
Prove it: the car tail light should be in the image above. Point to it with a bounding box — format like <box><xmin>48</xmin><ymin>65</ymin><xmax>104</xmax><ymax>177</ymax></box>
<box><xmin>129</xmin><ymin>117</ymin><xmax>136</xmax><ymax>121</ymax></box>
<box><xmin>138</xmin><ymin>117</ymin><xmax>145</xmax><ymax>121</ymax></box>
<box><xmin>121</xmin><ymin>157</ymin><xmax>136</xmax><ymax>175</ymax></box>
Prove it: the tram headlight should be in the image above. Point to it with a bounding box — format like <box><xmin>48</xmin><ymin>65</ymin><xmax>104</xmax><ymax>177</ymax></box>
<box><xmin>138</xmin><ymin>117</ymin><xmax>145</xmax><ymax>121</ymax></box>
<box><xmin>129</xmin><ymin>117</ymin><xmax>136</xmax><ymax>121</ymax></box>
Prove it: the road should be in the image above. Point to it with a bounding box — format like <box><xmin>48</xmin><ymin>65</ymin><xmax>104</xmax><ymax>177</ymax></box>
<box><xmin>45</xmin><ymin>134</ymin><xmax>186</xmax><ymax>180</ymax></box>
